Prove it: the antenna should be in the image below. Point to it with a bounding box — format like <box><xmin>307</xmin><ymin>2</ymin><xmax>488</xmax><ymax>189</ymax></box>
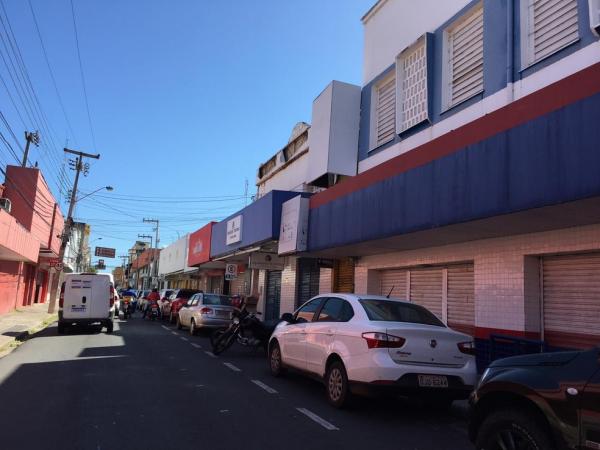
<box><xmin>386</xmin><ymin>286</ymin><xmax>394</xmax><ymax>298</ymax></box>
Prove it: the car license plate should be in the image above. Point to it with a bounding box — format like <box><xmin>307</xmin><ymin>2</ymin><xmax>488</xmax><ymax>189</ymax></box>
<box><xmin>418</xmin><ymin>375</ymin><xmax>448</xmax><ymax>388</ymax></box>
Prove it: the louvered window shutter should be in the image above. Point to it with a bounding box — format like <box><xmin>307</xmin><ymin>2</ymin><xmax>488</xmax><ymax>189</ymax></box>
<box><xmin>526</xmin><ymin>0</ymin><xmax>579</xmax><ymax>65</ymax></box>
<box><xmin>375</xmin><ymin>75</ymin><xmax>396</xmax><ymax>147</ymax></box>
<box><xmin>446</xmin><ymin>5</ymin><xmax>484</xmax><ymax>108</ymax></box>
<box><xmin>398</xmin><ymin>38</ymin><xmax>428</xmax><ymax>132</ymax></box>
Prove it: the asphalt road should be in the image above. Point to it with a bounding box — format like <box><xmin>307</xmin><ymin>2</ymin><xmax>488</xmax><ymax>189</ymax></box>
<box><xmin>0</xmin><ymin>313</ymin><xmax>473</xmax><ymax>450</ymax></box>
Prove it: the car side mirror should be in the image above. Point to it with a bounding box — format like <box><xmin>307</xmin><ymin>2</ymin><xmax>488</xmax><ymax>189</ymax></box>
<box><xmin>281</xmin><ymin>313</ymin><xmax>294</xmax><ymax>323</ymax></box>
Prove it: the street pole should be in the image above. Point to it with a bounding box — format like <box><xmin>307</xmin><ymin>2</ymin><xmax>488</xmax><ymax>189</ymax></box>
<box><xmin>47</xmin><ymin>148</ymin><xmax>100</xmax><ymax>313</ymax></box>
<box><xmin>137</xmin><ymin>234</ymin><xmax>153</xmax><ymax>249</ymax></box>
<box><xmin>142</xmin><ymin>218</ymin><xmax>159</xmax><ymax>288</ymax></box>
<box><xmin>21</xmin><ymin>131</ymin><xmax>40</xmax><ymax>167</ymax></box>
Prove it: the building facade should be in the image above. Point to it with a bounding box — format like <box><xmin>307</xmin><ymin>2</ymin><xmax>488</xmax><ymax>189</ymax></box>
<box><xmin>0</xmin><ymin>166</ymin><xmax>64</xmax><ymax>315</ymax></box>
<box><xmin>304</xmin><ymin>0</ymin><xmax>600</xmax><ymax>362</ymax></box>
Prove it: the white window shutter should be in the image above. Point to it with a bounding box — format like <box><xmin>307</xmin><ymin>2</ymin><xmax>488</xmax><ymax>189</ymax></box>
<box><xmin>532</xmin><ymin>0</ymin><xmax>579</xmax><ymax>62</ymax></box>
<box><xmin>375</xmin><ymin>75</ymin><xmax>396</xmax><ymax>147</ymax></box>
<box><xmin>446</xmin><ymin>4</ymin><xmax>484</xmax><ymax>108</ymax></box>
<box><xmin>397</xmin><ymin>37</ymin><xmax>428</xmax><ymax>132</ymax></box>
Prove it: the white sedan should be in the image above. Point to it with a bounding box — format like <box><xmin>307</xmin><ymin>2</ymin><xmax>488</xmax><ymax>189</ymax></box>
<box><xmin>268</xmin><ymin>294</ymin><xmax>478</xmax><ymax>408</ymax></box>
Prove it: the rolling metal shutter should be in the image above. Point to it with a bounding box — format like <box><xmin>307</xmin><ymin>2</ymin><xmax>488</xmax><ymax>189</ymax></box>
<box><xmin>334</xmin><ymin>258</ymin><xmax>355</xmax><ymax>293</ymax></box>
<box><xmin>447</xmin><ymin>4</ymin><xmax>483</xmax><ymax>107</ymax></box>
<box><xmin>208</xmin><ymin>276</ymin><xmax>223</xmax><ymax>294</ymax></box>
<box><xmin>380</xmin><ymin>269</ymin><xmax>408</xmax><ymax>299</ymax></box>
<box><xmin>447</xmin><ymin>264</ymin><xmax>475</xmax><ymax>335</ymax></box>
<box><xmin>531</xmin><ymin>0</ymin><xmax>579</xmax><ymax>63</ymax></box>
<box><xmin>542</xmin><ymin>253</ymin><xmax>600</xmax><ymax>349</ymax></box>
<box><xmin>296</xmin><ymin>258</ymin><xmax>320</xmax><ymax>308</ymax></box>
<box><xmin>375</xmin><ymin>75</ymin><xmax>396</xmax><ymax>146</ymax></box>
<box><xmin>410</xmin><ymin>268</ymin><xmax>443</xmax><ymax>319</ymax></box>
<box><xmin>265</xmin><ymin>270</ymin><xmax>282</xmax><ymax>322</ymax></box>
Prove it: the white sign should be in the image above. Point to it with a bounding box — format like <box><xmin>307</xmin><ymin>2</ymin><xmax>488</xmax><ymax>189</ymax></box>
<box><xmin>226</xmin><ymin>215</ymin><xmax>243</xmax><ymax>245</ymax></box>
<box><xmin>249</xmin><ymin>253</ymin><xmax>284</xmax><ymax>271</ymax></box>
<box><xmin>278</xmin><ymin>196</ymin><xmax>309</xmax><ymax>255</ymax></box>
<box><xmin>225</xmin><ymin>263</ymin><xmax>238</xmax><ymax>279</ymax></box>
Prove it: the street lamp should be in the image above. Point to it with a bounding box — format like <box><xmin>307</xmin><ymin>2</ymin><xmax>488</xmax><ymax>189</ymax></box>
<box><xmin>76</xmin><ymin>185</ymin><xmax>114</xmax><ymax>202</ymax></box>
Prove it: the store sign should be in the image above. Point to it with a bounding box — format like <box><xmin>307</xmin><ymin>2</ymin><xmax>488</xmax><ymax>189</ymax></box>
<box><xmin>249</xmin><ymin>252</ymin><xmax>284</xmax><ymax>271</ymax></box>
<box><xmin>225</xmin><ymin>263</ymin><xmax>238</xmax><ymax>280</ymax></box>
<box><xmin>278</xmin><ymin>196</ymin><xmax>309</xmax><ymax>255</ymax></box>
<box><xmin>95</xmin><ymin>246</ymin><xmax>116</xmax><ymax>258</ymax></box>
<box><xmin>226</xmin><ymin>215</ymin><xmax>243</xmax><ymax>245</ymax></box>
<box><xmin>188</xmin><ymin>224</ymin><xmax>212</xmax><ymax>266</ymax></box>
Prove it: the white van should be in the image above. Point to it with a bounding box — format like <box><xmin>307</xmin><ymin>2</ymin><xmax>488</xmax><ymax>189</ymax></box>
<box><xmin>58</xmin><ymin>273</ymin><xmax>115</xmax><ymax>334</ymax></box>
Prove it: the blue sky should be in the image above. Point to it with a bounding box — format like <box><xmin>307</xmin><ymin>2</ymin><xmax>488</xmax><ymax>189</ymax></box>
<box><xmin>0</xmin><ymin>0</ymin><xmax>372</xmax><ymax>268</ymax></box>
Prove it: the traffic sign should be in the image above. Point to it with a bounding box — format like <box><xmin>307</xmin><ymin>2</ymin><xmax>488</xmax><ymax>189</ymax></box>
<box><xmin>95</xmin><ymin>246</ymin><xmax>116</xmax><ymax>258</ymax></box>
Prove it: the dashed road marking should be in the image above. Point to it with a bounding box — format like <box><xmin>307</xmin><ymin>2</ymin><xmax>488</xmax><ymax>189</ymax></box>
<box><xmin>223</xmin><ymin>362</ymin><xmax>241</xmax><ymax>372</ymax></box>
<box><xmin>191</xmin><ymin>343</ymin><xmax>202</xmax><ymax>349</ymax></box>
<box><xmin>161</xmin><ymin>325</ymin><xmax>170</xmax><ymax>331</ymax></box>
<box><xmin>171</xmin><ymin>331</ymin><xmax>178</xmax><ymax>336</ymax></box>
<box><xmin>204</xmin><ymin>351</ymin><xmax>217</xmax><ymax>358</ymax></box>
<box><xmin>180</xmin><ymin>337</ymin><xmax>189</xmax><ymax>342</ymax></box>
<box><xmin>251</xmin><ymin>379</ymin><xmax>277</xmax><ymax>394</ymax></box>
<box><xmin>296</xmin><ymin>408</ymin><xmax>339</xmax><ymax>431</ymax></box>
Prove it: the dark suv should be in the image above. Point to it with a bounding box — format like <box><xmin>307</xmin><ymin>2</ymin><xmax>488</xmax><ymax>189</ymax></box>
<box><xmin>469</xmin><ymin>348</ymin><xmax>600</xmax><ymax>450</ymax></box>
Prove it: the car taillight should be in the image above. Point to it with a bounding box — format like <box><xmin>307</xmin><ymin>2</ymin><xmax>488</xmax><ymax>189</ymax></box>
<box><xmin>109</xmin><ymin>285</ymin><xmax>115</xmax><ymax>307</ymax></box>
<box><xmin>457</xmin><ymin>341</ymin><xmax>476</xmax><ymax>355</ymax></box>
<box><xmin>59</xmin><ymin>282</ymin><xmax>65</xmax><ymax>308</ymax></box>
<box><xmin>200</xmin><ymin>307</ymin><xmax>213</xmax><ymax>315</ymax></box>
<box><xmin>362</xmin><ymin>332</ymin><xmax>406</xmax><ymax>349</ymax></box>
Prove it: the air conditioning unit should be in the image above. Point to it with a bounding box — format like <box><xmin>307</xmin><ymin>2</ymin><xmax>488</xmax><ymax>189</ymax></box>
<box><xmin>591</xmin><ymin>0</ymin><xmax>600</xmax><ymax>36</ymax></box>
<box><xmin>0</xmin><ymin>198</ymin><xmax>11</xmax><ymax>214</ymax></box>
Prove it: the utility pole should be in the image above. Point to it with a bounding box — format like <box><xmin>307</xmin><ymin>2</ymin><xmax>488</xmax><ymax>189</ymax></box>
<box><xmin>21</xmin><ymin>131</ymin><xmax>40</xmax><ymax>167</ymax></box>
<box><xmin>47</xmin><ymin>148</ymin><xmax>100</xmax><ymax>313</ymax></box>
<box><xmin>137</xmin><ymin>234</ymin><xmax>153</xmax><ymax>249</ymax></box>
<box><xmin>142</xmin><ymin>218</ymin><xmax>160</xmax><ymax>288</ymax></box>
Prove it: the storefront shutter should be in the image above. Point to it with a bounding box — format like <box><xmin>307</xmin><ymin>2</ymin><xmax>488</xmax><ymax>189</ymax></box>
<box><xmin>297</xmin><ymin>258</ymin><xmax>320</xmax><ymax>308</ymax></box>
<box><xmin>447</xmin><ymin>264</ymin><xmax>475</xmax><ymax>335</ymax></box>
<box><xmin>379</xmin><ymin>269</ymin><xmax>408</xmax><ymax>299</ymax></box>
<box><xmin>410</xmin><ymin>267</ymin><xmax>443</xmax><ymax>319</ymax></box>
<box><xmin>209</xmin><ymin>276</ymin><xmax>223</xmax><ymax>294</ymax></box>
<box><xmin>265</xmin><ymin>270</ymin><xmax>282</xmax><ymax>322</ymax></box>
<box><xmin>334</xmin><ymin>258</ymin><xmax>355</xmax><ymax>293</ymax></box>
<box><xmin>542</xmin><ymin>253</ymin><xmax>600</xmax><ymax>349</ymax></box>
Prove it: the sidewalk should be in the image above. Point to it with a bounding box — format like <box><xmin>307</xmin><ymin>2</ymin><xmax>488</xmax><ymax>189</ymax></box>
<box><xmin>0</xmin><ymin>303</ymin><xmax>57</xmax><ymax>355</ymax></box>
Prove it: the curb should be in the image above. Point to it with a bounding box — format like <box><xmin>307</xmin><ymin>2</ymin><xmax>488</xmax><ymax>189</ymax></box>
<box><xmin>0</xmin><ymin>315</ymin><xmax>57</xmax><ymax>356</ymax></box>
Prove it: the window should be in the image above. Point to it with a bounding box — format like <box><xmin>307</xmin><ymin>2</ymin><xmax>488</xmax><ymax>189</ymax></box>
<box><xmin>316</xmin><ymin>297</ymin><xmax>354</xmax><ymax>322</ymax></box>
<box><xmin>359</xmin><ymin>299</ymin><xmax>445</xmax><ymax>327</ymax></box>
<box><xmin>202</xmin><ymin>294</ymin><xmax>233</xmax><ymax>306</ymax></box>
<box><xmin>370</xmin><ymin>72</ymin><xmax>396</xmax><ymax>149</ymax></box>
<box><xmin>397</xmin><ymin>35</ymin><xmax>429</xmax><ymax>132</ymax></box>
<box><xmin>521</xmin><ymin>0</ymin><xmax>579</xmax><ymax>67</ymax></box>
<box><xmin>442</xmin><ymin>2</ymin><xmax>484</xmax><ymax>110</ymax></box>
<box><xmin>294</xmin><ymin>297</ymin><xmax>324</xmax><ymax>323</ymax></box>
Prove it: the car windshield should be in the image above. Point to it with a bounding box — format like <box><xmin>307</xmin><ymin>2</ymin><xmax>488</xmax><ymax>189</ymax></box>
<box><xmin>202</xmin><ymin>294</ymin><xmax>232</xmax><ymax>306</ymax></box>
<box><xmin>359</xmin><ymin>299</ymin><xmax>445</xmax><ymax>327</ymax></box>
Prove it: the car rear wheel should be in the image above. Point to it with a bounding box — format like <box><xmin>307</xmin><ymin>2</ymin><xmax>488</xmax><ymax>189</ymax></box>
<box><xmin>176</xmin><ymin>315</ymin><xmax>183</xmax><ymax>330</ymax></box>
<box><xmin>190</xmin><ymin>319</ymin><xmax>197</xmax><ymax>336</ymax></box>
<box><xmin>325</xmin><ymin>360</ymin><xmax>351</xmax><ymax>408</ymax></box>
<box><xmin>57</xmin><ymin>322</ymin><xmax>65</xmax><ymax>334</ymax></box>
<box><xmin>269</xmin><ymin>342</ymin><xmax>285</xmax><ymax>377</ymax></box>
<box><xmin>475</xmin><ymin>409</ymin><xmax>554</xmax><ymax>450</ymax></box>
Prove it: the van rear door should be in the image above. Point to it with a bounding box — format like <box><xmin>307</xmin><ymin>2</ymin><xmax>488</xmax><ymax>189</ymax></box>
<box><xmin>64</xmin><ymin>275</ymin><xmax>93</xmax><ymax>319</ymax></box>
<box><xmin>89</xmin><ymin>274</ymin><xmax>111</xmax><ymax>319</ymax></box>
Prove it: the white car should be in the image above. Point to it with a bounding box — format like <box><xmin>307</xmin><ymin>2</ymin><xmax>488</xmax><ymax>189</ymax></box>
<box><xmin>268</xmin><ymin>294</ymin><xmax>478</xmax><ymax>408</ymax></box>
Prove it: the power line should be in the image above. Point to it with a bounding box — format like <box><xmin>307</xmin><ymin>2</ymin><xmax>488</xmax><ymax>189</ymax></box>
<box><xmin>69</xmin><ymin>0</ymin><xmax>97</xmax><ymax>151</ymax></box>
<box><xmin>27</xmin><ymin>0</ymin><xmax>78</xmax><ymax>146</ymax></box>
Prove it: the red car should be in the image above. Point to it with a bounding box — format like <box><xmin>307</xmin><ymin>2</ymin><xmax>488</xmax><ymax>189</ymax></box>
<box><xmin>164</xmin><ymin>289</ymin><xmax>200</xmax><ymax>323</ymax></box>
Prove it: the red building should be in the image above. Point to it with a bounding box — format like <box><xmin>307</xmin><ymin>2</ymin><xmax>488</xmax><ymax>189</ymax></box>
<box><xmin>0</xmin><ymin>166</ymin><xmax>64</xmax><ymax>315</ymax></box>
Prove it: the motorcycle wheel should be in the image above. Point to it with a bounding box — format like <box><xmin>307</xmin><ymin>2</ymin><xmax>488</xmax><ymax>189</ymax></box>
<box><xmin>211</xmin><ymin>329</ymin><xmax>235</xmax><ymax>355</ymax></box>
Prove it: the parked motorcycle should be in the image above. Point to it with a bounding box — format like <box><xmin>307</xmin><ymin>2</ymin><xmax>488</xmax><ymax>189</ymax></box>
<box><xmin>211</xmin><ymin>305</ymin><xmax>276</xmax><ymax>355</ymax></box>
